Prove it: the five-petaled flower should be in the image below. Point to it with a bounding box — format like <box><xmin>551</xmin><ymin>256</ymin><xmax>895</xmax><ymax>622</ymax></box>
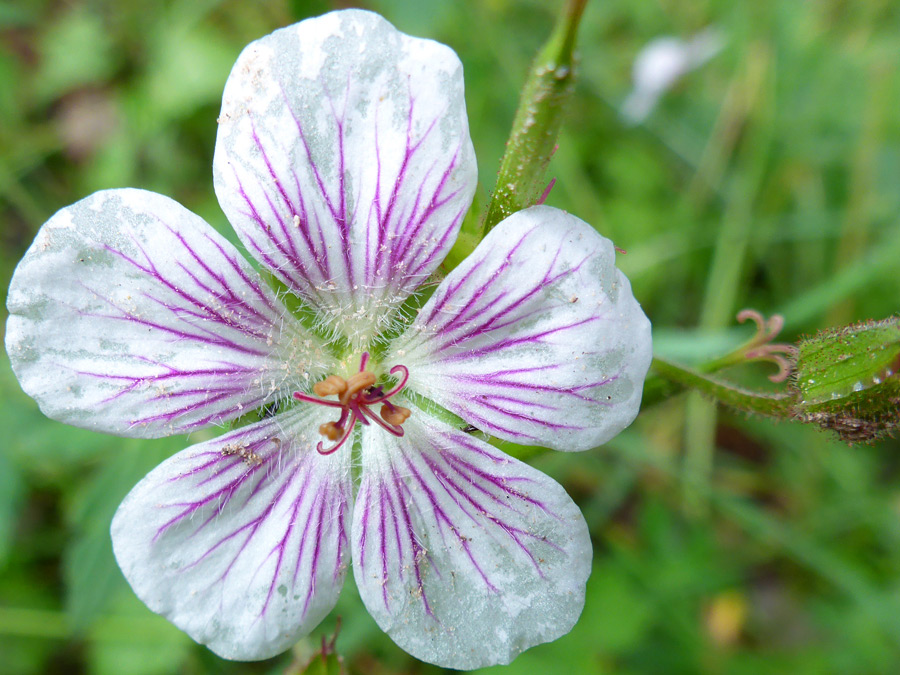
<box><xmin>5</xmin><ymin>10</ymin><xmax>652</xmax><ymax>670</ymax></box>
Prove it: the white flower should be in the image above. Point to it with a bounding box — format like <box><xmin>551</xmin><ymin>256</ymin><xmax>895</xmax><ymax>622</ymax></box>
<box><xmin>5</xmin><ymin>10</ymin><xmax>652</xmax><ymax>669</ymax></box>
<box><xmin>621</xmin><ymin>28</ymin><xmax>723</xmax><ymax>124</ymax></box>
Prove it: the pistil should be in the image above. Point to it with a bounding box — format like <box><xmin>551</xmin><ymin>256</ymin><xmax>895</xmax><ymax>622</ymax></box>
<box><xmin>293</xmin><ymin>352</ymin><xmax>411</xmax><ymax>454</ymax></box>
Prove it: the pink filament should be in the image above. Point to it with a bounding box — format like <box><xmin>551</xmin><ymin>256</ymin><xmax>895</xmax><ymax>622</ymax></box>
<box><xmin>292</xmin><ymin>353</ymin><xmax>410</xmax><ymax>454</ymax></box>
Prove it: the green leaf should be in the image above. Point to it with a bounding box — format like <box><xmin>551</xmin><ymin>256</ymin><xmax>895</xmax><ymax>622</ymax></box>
<box><xmin>0</xmin><ymin>441</ymin><xmax>22</xmax><ymax>569</ymax></box>
<box><xmin>140</xmin><ymin>25</ymin><xmax>236</xmax><ymax>125</ymax></box>
<box><xmin>87</xmin><ymin>590</ymin><xmax>192</xmax><ymax>675</ymax></box>
<box><xmin>36</xmin><ymin>7</ymin><xmax>117</xmax><ymax>103</ymax></box>
<box><xmin>63</xmin><ymin>440</ymin><xmax>186</xmax><ymax>631</ymax></box>
<box><xmin>584</xmin><ymin>562</ymin><xmax>654</xmax><ymax>654</ymax></box>
<box><xmin>795</xmin><ymin>317</ymin><xmax>900</xmax><ymax>403</ymax></box>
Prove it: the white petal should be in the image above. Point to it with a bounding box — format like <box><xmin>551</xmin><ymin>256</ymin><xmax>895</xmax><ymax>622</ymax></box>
<box><xmin>389</xmin><ymin>206</ymin><xmax>653</xmax><ymax>450</ymax></box>
<box><xmin>352</xmin><ymin>413</ymin><xmax>591</xmax><ymax>669</ymax></box>
<box><xmin>5</xmin><ymin>189</ymin><xmax>329</xmax><ymax>437</ymax></box>
<box><xmin>214</xmin><ymin>10</ymin><xmax>477</xmax><ymax>341</ymax></box>
<box><xmin>622</xmin><ymin>29</ymin><xmax>723</xmax><ymax>125</ymax></box>
<box><xmin>111</xmin><ymin>406</ymin><xmax>352</xmax><ymax>660</ymax></box>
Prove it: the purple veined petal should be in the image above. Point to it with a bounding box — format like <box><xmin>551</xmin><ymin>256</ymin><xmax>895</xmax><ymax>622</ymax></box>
<box><xmin>352</xmin><ymin>412</ymin><xmax>591</xmax><ymax>669</ymax></box>
<box><xmin>388</xmin><ymin>205</ymin><xmax>653</xmax><ymax>450</ymax></box>
<box><xmin>111</xmin><ymin>405</ymin><xmax>353</xmax><ymax>661</ymax></box>
<box><xmin>5</xmin><ymin>189</ymin><xmax>333</xmax><ymax>438</ymax></box>
<box><xmin>213</xmin><ymin>10</ymin><xmax>477</xmax><ymax>342</ymax></box>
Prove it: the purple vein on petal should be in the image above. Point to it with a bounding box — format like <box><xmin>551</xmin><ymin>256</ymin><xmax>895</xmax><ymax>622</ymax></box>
<box><xmin>281</xmin><ymin>84</ymin><xmax>342</xmax><ymax>229</ymax></box>
<box><xmin>439</xmin><ymin>249</ymin><xmax>582</xmax><ymax>339</ymax></box>
<box><xmin>166</xmin><ymin>224</ymin><xmax>277</xmax><ymax>322</ymax></box>
<box><xmin>360</xmin><ymin>463</ymin><xmax>438</xmax><ymax>619</ymax></box>
<box><xmin>391</xmin><ymin>145</ymin><xmax>465</xmax><ymax>276</ymax></box>
<box><xmin>154</xmin><ymin>444</ymin><xmax>276</xmax><ymax>544</ymax></box>
<box><xmin>103</xmin><ymin>227</ymin><xmax>276</xmax><ymax>342</ymax></box>
<box><xmin>75</xmin><ymin>283</ymin><xmax>269</xmax><ymax>358</ymax></box>
<box><xmin>154</xmin><ymin>437</ymin><xmax>348</xmax><ymax>623</ymax></box>
<box><xmin>389</xmin><ymin>463</ymin><xmax>437</xmax><ymax>620</ymax></box>
<box><xmin>371</xmin><ymin>87</ymin><xmax>415</xmax><ymax>277</ymax></box>
<box><xmin>333</xmin><ymin>481</ymin><xmax>350</xmax><ymax>583</ymax></box>
<box><xmin>399</xmin><ymin>437</ymin><xmax>565</xmax><ymax>589</ymax></box>
<box><xmin>438</xmin><ymin>438</ymin><xmax>559</xmax><ymax>520</ymax></box>
<box><xmin>233</xmin><ymin>167</ymin><xmax>324</xmax><ymax>300</ymax></box>
<box><xmin>257</xmin><ymin>459</ymin><xmax>316</xmax><ymax>616</ymax></box>
<box><xmin>444</xmin><ymin>317</ymin><xmax>602</xmax><ymax>361</ymax></box>
<box><xmin>320</xmin><ymin>71</ymin><xmax>354</xmax><ymax>288</ymax></box>
<box><xmin>453</xmin><ymin>369</ymin><xmax>620</xmax><ymax>401</ymax></box>
<box><xmin>204</xmin><ymin>233</ymin><xmax>278</xmax><ymax>314</ymax></box>
<box><xmin>416</xmin><ymin>231</ymin><xmax>595</xmax><ymax>354</ymax></box>
<box><xmin>251</xmin><ymin>118</ymin><xmax>334</xmax><ymax>286</ymax></box>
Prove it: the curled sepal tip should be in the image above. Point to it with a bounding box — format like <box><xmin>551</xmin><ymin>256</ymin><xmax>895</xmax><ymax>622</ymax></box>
<box><xmin>736</xmin><ymin>309</ymin><xmax>798</xmax><ymax>383</ymax></box>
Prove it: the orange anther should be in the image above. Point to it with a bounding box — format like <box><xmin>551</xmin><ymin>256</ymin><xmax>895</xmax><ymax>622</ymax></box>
<box><xmin>340</xmin><ymin>371</ymin><xmax>377</xmax><ymax>405</ymax></box>
<box><xmin>319</xmin><ymin>422</ymin><xmax>343</xmax><ymax>441</ymax></box>
<box><xmin>314</xmin><ymin>375</ymin><xmax>348</xmax><ymax>397</ymax></box>
<box><xmin>381</xmin><ymin>404</ymin><xmax>411</xmax><ymax>426</ymax></box>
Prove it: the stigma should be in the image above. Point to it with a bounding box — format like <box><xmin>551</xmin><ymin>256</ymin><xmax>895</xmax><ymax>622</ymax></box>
<box><xmin>293</xmin><ymin>352</ymin><xmax>411</xmax><ymax>455</ymax></box>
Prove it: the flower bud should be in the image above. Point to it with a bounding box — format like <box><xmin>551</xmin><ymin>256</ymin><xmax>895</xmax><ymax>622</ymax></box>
<box><xmin>793</xmin><ymin>317</ymin><xmax>900</xmax><ymax>443</ymax></box>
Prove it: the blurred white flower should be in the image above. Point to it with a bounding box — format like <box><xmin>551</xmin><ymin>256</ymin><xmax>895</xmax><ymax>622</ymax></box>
<box><xmin>621</xmin><ymin>28</ymin><xmax>723</xmax><ymax>124</ymax></box>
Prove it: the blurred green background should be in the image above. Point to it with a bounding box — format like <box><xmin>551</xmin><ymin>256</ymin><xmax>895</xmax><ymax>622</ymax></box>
<box><xmin>2</xmin><ymin>0</ymin><xmax>900</xmax><ymax>673</ymax></box>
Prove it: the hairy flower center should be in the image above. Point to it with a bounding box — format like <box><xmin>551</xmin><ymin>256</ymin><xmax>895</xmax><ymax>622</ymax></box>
<box><xmin>293</xmin><ymin>352</ymin><xmax>410</xmax><ymax>455</ymax></box>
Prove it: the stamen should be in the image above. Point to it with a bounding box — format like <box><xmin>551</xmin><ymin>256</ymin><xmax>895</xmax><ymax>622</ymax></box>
<box><xmin>314</xmin><ymin>375</ymin><xmax>348</xmax><ymax>397</ymax></box>
<box><xmin>317</xmin><ymin>411</ymin><xmax>357</xmax><ymax>455</ymax></box>
<box><xmin>340</xmin><ymin>371</ymin><xmax>377</xmax><ymax>405</ymax></box>
<box><xmin>293</xmin><ymin>390</ymin><xmax>344</xmax><ymax>408</ymax></box>
<box><xmin>295</xmin><ymin>352</ymin><xmax>412</xmax><ymax>455</ymax></box>
<box><xmin>350</xmin><ymin>401</ymin><xmax>371</xmax><ymax>426</ymax></box>
<box><xmin>319</xmin><ymin>422</ymin><xmax>343</xmax><ymax>441</ymax></box>
<box><xmin>359</xmin><ymin>405</ymin><xmax>406</xmax><ymax>437</ymax></box>
<box><xmin>363</xmin><ymin>365</ymin><xmax>409</xmax><ymax>403</ymax></box>
<box><xmin>381</xmin><ymin>403</ymin><xmax>411</xmax><ymax>426</ymax></box>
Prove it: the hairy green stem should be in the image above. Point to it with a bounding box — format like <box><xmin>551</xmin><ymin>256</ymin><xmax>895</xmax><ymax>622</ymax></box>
<box><xmin>482</xmin><ymin>0</ymin><xmax>588</xmax><ymax>234</ymax></box>
<box><xmin>649</xmin><ymin>357</ymin><xmax>795</xmax><ymax>418</ymax></box>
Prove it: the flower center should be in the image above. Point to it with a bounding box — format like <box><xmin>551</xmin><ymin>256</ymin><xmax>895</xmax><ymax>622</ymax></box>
<box><xmin>293</xmin><ymin>352</ymin><xmax>411</xmax><ymax>455</ymax></box>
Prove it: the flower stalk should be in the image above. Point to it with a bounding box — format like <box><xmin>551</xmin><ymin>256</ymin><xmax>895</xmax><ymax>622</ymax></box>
<box><xmin>483</xmin><ymin>0</ymin><xmax>587</xmax><ymax>234</ymax></box>
<box><xmin>444</xmin><ymin>0</ymin><xmax>588</xmax><ymax>271</ymax></box>
<box><xmin>649</xmin><ymin>357</ymin><xmax>795</xmax><ymax>417</ymax></box>
<box><xmin>644</xmin><ymin>315</ymin><xmax>900</xmax><ymax>445</ymax></box>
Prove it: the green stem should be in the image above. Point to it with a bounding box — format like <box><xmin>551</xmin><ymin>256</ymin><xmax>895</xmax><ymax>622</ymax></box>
<box><xmin>641</xmin><ymin>333</ymin><xmax>770</xmax><ymax>409</ymax></box>
<box><xmin>482</xmin><ymin>0</ymin><xmax>588</xmax><ymax>234</ymax></box>
<box><xmin>650</xmin><ymin>357</ymin><xmax>795</xmax><ymax>418</ymax></box>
